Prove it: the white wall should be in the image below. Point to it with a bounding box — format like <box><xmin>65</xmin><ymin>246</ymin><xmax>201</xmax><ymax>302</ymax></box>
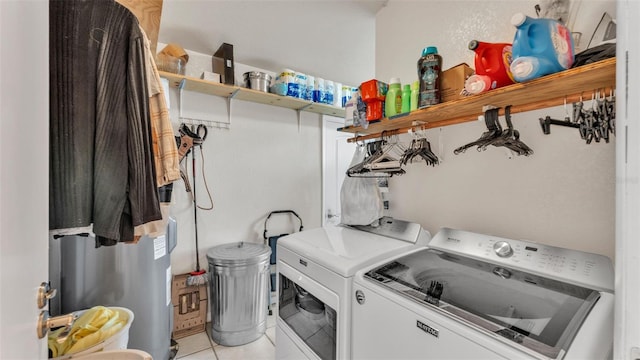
<box><xmin>376</xmin><ymin>0</ymin><xmax>616</xmax><ymax>260</ymax></box>
<box><xmin>158</xmin><ymin>0</ymin><xmax>379</xmax><ymax>86</ymax></box>
<box><xmin>164</xmin><ymin>49</ymin><xmax>325</xmax><ymax>275</ymax></box>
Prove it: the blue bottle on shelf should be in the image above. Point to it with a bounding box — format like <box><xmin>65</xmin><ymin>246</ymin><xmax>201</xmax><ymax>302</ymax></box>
<box><xmin>509</xmin><ymin>13</ymin><xmax>575</xmax><ymax>82</ymax></box>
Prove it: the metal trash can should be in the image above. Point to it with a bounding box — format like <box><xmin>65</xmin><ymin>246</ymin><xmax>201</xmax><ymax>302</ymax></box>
<box><xmin>206</xmin><ymin>242</ymin><xmax>271</xmax><ymax>346</ymax></box>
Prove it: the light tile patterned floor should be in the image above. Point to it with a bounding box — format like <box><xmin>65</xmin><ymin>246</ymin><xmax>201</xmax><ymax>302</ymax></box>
<box><xmin>176</xmin><ymin>308</ymin><xmax>277</xmax><ymax>360</ymax></box>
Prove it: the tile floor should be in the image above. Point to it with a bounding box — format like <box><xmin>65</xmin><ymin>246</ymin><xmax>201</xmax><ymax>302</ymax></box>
<box><xmin>175</xmin><ymin>309</ymin><xmax>277</xmax><ymax>360</ymax></box>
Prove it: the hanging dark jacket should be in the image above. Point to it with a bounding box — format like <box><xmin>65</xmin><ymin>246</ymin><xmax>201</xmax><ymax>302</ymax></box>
<box><xmin>49</xmin><ymin>0</ymin><xmax>161</xmax><ymax>244</ymax></box>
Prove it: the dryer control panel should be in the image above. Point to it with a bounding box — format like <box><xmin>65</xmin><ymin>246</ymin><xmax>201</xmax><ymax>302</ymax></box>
<box><xmin>428</xmin><ymin>227</ymin><xmax>614</xmax><ymax>293</ymax></box>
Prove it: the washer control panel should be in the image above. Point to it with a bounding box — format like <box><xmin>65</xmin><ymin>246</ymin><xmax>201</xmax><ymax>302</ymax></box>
<box><xmin>493</xmin><ymin>241</ymin><xmax>513</xmax><ymax>258</ymax></box>
<box><xmin>428</xmin><ymin>227</ymin><xmax>614</xmax><ymax>293</ymax></box>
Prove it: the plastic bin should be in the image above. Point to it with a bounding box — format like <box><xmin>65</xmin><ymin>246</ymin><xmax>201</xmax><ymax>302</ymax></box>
<box><xmin>207</xmin><ymin>242</ymin><xmax>271</xmax><ymax>346</ymax></box>
<box><xmin>51</xmin><ymin>307</ymin><xmax>134</xmax><ymax>360</ymax></box>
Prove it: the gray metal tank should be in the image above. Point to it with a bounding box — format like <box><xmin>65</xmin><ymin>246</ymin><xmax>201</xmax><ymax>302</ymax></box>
<box><xmin>50</xmin><ymin>218</ymin><xmax>177</xmax><ymax>360</ymax></box>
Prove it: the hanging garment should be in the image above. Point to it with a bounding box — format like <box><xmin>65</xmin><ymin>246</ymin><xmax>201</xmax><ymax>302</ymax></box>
<box><xmin>49</xmin><ymin>0</ymin><xmax>161</xmax><ymax>244</ymax></box>
<box><xmin>129</xmin><ymin>24</ymin><xmax>181</xmax><ymax>241</ymax></box>
<box><xmin>139</xmin><ymin>24</ymin><xmax>180</xmax><ymax>187</ymax></box>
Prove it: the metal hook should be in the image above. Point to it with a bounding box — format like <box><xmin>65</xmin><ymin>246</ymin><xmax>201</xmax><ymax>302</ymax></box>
<box><xmin>380</xmin><ymin>130</ymin><xmax>388</xmax><ymax>142</ymax></box>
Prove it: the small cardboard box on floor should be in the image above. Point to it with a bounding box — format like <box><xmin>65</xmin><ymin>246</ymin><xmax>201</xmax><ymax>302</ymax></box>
<box><xmin>441</xmin><ymin>63</ymin><xmax>474</xmax><ymax>102</ymax></box>
<box><xmin>172</xmin><ymin>273</ymin><xmax>208</xmax><ymax>339</ymax></box>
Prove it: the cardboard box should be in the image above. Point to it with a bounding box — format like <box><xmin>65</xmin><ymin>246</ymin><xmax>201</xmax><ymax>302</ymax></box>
<box><xmin>200</xmin><ymin>71</ymin><xmax>221</xmax><ymax>83</ymax></box>
<box><xmin>440</xmin><ymin>63</ymin><xmax>474</xmax><ymax>102</ymax></box>
<box><xmin>172</xmin><ymin>273</ymin><xmax>208</xmax><ymax>339</ymax></box>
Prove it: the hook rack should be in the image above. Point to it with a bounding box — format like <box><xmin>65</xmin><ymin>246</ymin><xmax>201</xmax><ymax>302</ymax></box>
<box><xmin>178</xmin><ymin>79</ymin><xmax>234</xmax><ymax>129</ymax></box>
<box><xmin>540</xmin><ymin>89</ymin><xmax>616</xmax><ymax>144</ymax></box>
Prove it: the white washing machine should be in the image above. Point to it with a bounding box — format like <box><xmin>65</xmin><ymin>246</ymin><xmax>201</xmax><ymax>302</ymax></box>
<box><xmin>276</xmin><ymin>217</ymin><xmax>431</xmax><ymax>360</ymax></box>
<box><xmin>351</xmin><ymin>227</ymin><xmax>614</xmax><ymax>360</ymax></box>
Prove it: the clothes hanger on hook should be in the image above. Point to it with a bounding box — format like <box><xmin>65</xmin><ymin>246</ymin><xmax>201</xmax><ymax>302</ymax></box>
<box><xmin>455</xmin><ymin>106</ymin><xmax>533</xmax><ymax>156</ymax></box>
<box><xmin>453</xmin><ymin>107</ymin><xmax>502</xmax><ymax>154</ymax></box>
<box><xmin>539</xmin><ymin>97</ymin><xmax>581</xmax><ymax>135</ymax></box>
<box><xmin>497</xmin><ymin>105</ymin><xmax>533</xmax><ymax>156</ymax></box>
<box><xmin>401</xmin><ymin>127</ymin><xmax>439</xmax><ymax>166</ymax></box>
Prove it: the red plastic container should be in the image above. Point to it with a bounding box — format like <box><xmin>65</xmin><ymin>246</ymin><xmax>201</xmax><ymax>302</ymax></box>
<box><xmin>360</xmin><ymin>79</ymin><xmax>388</xmax><ymax>102</ymax></box>
<box><xmin>365</xmin><ymin>100</ymin><xmax>383</xmax><ymax>122</ymax></box>
<box><xmin>466</xmin><ymin>40</ymin><xmax>515</xmax><ymax>93</ymax></box>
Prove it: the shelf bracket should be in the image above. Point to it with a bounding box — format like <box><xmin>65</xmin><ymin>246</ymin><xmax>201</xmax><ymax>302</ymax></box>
<box><xmin>227</xmin><ymin>89</ymin><xmax>240</xmax><ymax>125</ymax></box>
<box><xmin>296</xmin><ymin>104</ymin><xmax>312</xmax><ymax>133</ymax></box>
<box><xmin>178</xmin><ymin>79</ymin><xmax>187</xmax><ymax>122</ymax></box>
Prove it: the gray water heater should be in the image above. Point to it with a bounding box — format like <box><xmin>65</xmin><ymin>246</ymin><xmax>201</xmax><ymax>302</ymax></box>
<box><xmin>50</xmin><ymin>218</ymin><xmax>177</xmax><ymax>360</ymax></box>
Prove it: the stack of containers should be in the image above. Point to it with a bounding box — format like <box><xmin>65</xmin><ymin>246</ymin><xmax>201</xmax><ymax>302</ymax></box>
<box><xmin>313</xmin><ymin>77</ymin><xmax>325</xmax><ymax>103</ymax></box>
<box><xmin>305</xmin><ymin>75</ymin><xmax>315</xmax><ymax>101</ymax></box>
<box><xmin>325</xmin><ymin>80</ymin><xmax>335</xmax><ymax>105</ymax></box>
<box><xmin>360</xmin><ymin>79</ymin><xmax>388</xmax><ymax>121</ymax></box>
<box><xmin>296</xmin><ymin>72</ymin><xmax>307</xmax><ymax>100</ymax></box>
<box><xmin>271</xmin><ymin>68</ymin><xmax>351</xmax><ymax>108</ymax></box>
<box><xmin>334</xmin><ymin>82</ymin><xmax>342</xmax><ymax>107</ymax></box>
<box><xmin>342</xmin><ymin>85</ymin><xmax>352</xmax><ymax>107</ymax></box>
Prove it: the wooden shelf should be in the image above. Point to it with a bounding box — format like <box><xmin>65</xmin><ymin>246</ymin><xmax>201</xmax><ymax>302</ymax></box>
<box><xmin>159</xmin><ymin>71</ymin><xmax>346</xmax><ymax>117</ymax></box>
<box><xmin>339</xmin><ymin>58</ymin><xmax>616</xmax><ymax>141</ymax></box>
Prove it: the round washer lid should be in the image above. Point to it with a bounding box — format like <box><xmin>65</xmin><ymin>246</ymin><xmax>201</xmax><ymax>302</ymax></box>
<box><xmin>206</xmin><ymin>242</ymin><xmax>271</xmax><ymax>266</ymax></box>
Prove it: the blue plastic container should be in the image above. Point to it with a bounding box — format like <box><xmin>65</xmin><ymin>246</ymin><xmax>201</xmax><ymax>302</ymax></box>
<box><xmin>509</xmin><ymin>13</ymin><xmax>574</xmax><ymax>82</ymax></box>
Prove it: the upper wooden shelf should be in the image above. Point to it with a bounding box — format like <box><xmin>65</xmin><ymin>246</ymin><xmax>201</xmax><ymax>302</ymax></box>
<box><xmin>339</xmin><ymin>58</ymin><xmax>616</xmax><ymax>140</ymax></box>
<box><xmin>159</xmin><ymin>71</ymin><xmax>346</xmax><ymax>118</ymax></box>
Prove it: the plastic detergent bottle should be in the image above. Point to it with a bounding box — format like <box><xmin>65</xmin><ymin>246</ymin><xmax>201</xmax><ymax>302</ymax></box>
<box><xmin>410</xmin><ymin>81</ymin><xmax>419</xmax><ymax>111</ymax></box>
<box><xmin>417</xmin><ymin>46</ymin><xmax>443</xmax><ymax>107</ymax></box>
<box><xmin>401</xmin><ymin>84</ymin><xmax>411</xmax><ymax>113</ymax></box>
<box><xmin>385</xmin><ymin>78</ymin><xmax>402</xmax><ymax>117</ymax></box>
<box><xmin>509</xmin><ymin>13</ymin><xmax>574</xmax><ymax>82</ymax></box>
<box><xmin>464</xmin><ymin>40</ymin><xmax>515</xmax><ymax>94</ymax></box>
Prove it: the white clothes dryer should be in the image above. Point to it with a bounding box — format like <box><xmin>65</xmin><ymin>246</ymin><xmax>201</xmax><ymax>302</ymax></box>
<box><xmin>276</xmin><ymin>217</ymin><xmax>431</xmax><ymax>360</ymax></box>
<box><xmin>351</xmin><ymin>227</ymin><xmax>615</xmax><ymax>360</ymax></box>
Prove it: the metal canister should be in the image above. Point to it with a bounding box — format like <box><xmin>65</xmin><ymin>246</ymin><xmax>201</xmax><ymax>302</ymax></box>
<box><xmin>206</xmin><ymin>242</ymin><xmax>271</xmax><ymax>346</ymax></box>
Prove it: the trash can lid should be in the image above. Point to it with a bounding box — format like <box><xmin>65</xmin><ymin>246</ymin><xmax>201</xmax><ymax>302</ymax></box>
<box><xmin>206</xmin><ymin>242</ymin><xmax>271</xmax><ymax>266</ymax></box>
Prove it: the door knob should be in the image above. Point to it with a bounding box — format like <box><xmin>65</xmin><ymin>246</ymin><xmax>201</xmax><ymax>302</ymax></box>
<box><xmin>37</xmin><ymin>310</ymin><xmax>78</xmax><ymax>342</ymax></box>
<box><xmin>37</xmin><ymin>282</ymin><xmax>57</xmax><ymax>309</ymax></box>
